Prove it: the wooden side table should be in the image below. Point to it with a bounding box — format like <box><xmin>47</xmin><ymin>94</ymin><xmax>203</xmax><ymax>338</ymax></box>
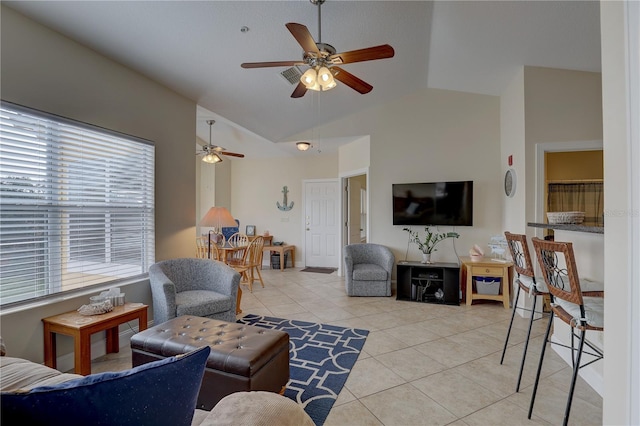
<box><xmin>460</xmin><ymin>256</ymin><xmax>513</xmax><ymax>309</ymax></box>
<box><xmin>42</xmin><ymin>303</ymin><xmax>148</xmax><ymax>375</ymax></box>
<box><xmin>262</xmin><ymin>244</ymin><xmax>295</xmax><ymax>271</ymax></box>
<box><xmin>249</xmin><ymin>235</ymin><xmax>273</xmax><ymax>246</ymax></box>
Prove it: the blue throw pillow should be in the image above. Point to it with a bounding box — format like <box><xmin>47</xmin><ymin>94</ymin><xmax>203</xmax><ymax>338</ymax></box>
<box><xmin>1</xmin><ymin>345</ymin><xmax>210</xmax><ymax>426</ymax></box>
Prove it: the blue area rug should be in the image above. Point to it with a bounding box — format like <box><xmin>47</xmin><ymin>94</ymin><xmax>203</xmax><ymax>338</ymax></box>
<box><xmin>237</xmin><ymin>314</ymin><xmax>368</xmax><ymax>426</ymax></box>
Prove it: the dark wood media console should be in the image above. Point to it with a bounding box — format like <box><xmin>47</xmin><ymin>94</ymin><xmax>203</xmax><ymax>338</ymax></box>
<box><xmin>396</xmin><ymin>261</ymin><xmax>460</xmax><ymax>305</ymax></box>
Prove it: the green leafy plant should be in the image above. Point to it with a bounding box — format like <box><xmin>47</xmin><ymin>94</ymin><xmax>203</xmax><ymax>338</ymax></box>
<box><xmin>403</xmin><ymin>227</ymin><xmax>460</xmax><ymax>254</ymax></box>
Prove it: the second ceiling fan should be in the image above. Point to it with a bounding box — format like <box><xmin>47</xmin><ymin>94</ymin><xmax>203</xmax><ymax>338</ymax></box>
<box><xmin>198</xmin><ymin>120</ymin><xmax>245</xmax><ymax>164</ymax></box>
<box><xmin>241</xmin><ymin>0</ymin><xmax>394</xmax><ymax>98</ymax></box>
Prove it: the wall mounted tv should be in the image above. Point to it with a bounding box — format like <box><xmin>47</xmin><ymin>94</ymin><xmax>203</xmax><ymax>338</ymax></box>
<box><xmin>392</xmin><ymin>181</ymin><xmax>473</xmax><ymax>226</ymax></box>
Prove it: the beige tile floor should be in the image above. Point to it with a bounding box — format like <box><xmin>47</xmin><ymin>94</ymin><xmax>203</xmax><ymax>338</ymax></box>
<box><xmin>92</xmin><ymin>267</ymin><xmax>602</xmax><ymax>425</ymax></box>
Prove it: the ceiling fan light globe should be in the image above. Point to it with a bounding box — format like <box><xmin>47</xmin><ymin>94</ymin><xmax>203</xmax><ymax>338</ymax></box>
<box><xmin>318</xmin><ymin>66</ymin><xmax>332</xmax><ymax>82</ymax></box>
<box><xmin>307</xmin><ymin>81</ymin><xmax>321</xmax><ymax>91</ymax></box>
<box><xmin>320</xmin><ymin>77</ymin><xmax>336</xmax><ymax>91</ymax></box>
<box><xmin>301</xmin><ymin>68</ymin><xmax>317</xmax><ymax>88</ymax></box>
<box><xmin>202</xmin><ymin>153</ymin><xmax>222</xmax><ymax>164</ymax></box>
<box><xmin>318</xmin><ymin>66</ymin><xmax>336</xmax><ymax>90</ymax></box>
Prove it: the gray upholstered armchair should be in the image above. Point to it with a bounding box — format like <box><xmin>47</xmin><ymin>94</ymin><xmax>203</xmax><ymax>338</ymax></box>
<box><xmin>149</xmin><ymin>258</ymin><xmax>240</xmax><ymax>325</ymax></box>
<box><xmin>343</xmin><ymin>243</ymin><xmax>395</xmax><ymax>297</ymax></box>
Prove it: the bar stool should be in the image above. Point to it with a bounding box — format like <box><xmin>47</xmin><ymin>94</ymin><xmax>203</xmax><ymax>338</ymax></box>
<box><xmin>528</xmin><ymin>237</ymin><xmax>604</xmax><ymax>426</ymax></box>
<box><xmin>500</xmin><ymin>232</ymin><xmax>548</xmax><ymax>392</ymax></box>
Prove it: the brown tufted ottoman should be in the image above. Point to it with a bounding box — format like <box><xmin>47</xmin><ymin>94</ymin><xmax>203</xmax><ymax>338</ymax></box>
<box><xmin>130</xmin><ymin>315</ymin><xmax>289</xmax><ymax>410</ymax></box>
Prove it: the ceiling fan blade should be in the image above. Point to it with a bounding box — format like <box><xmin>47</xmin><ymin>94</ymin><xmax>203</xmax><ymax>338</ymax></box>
<box><xmin>291</xmin><ymin>82</ymin><xmax>308</xmax><ymax>98</ymax></box>
<box><xmin>332</xmin><ymin>66</ymin><xmax>373</xmax><ymax>94</ymax></box>
<box><xmin>241</xmin><ymin>61</ymin><xmax>303</xmax><ymax>69</ymax></box>
<box><xmin>219</xmin><ymin>151</ymin><xmax>245</xmax><ymax>158</ymax></box>
<box><xmin>329</xmin><ymin>44</ymin><xmax>395</xmax><ymax>65</ymax></box>
<box><xmin>286</xmin><ymin>23</ymin><xmax>320</xmax><ymax>55</ymax></box>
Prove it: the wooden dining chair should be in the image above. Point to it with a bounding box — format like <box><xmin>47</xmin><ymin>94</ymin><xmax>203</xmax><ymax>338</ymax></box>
<box><xmin>528</xmin><ymin>237</ymin><xmax>604</xmax><ymax>426</ymax></box>
<box><xmin>227</xmin><ymin>232</ymin><xmax>249</xmax><ymax>263</ymax></box>
<box><xmin>211</xmin><ymin>243</ymin><xmax>223</xmax><ymax>262</ymax></box>
<box><xmin>231</xmin><ymin>236</ymin><xmax>265</xmax><ymax>292</ymax></box>
<box><xmin>227</xmin><ymin>232</ymin><xmax>248</xmax><ymax>247</ymax></box>
<box><xmin>195</xmin><ymin>236</ymin><xmax>208</xmax><ymax>259</ymax></box>
<box><xmin>197</xmin><ymin>235</ymin><xmax>223</xmax><ymax>261</ymax></box>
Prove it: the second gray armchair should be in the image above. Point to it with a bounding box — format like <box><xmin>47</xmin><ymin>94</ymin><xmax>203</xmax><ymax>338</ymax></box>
<box><xmin>343</xmin><ymin>243</ymin><xmax>395</xmax><ymax>297</ymax></box>
<box><xmin>149</xmin><ymin>258</ymin><xmax>240</xmax><ymax>325</ymax></box>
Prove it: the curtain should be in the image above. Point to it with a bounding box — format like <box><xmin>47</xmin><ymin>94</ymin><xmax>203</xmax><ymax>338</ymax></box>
<box><xmin>547</xmin><ymin>181</ymin><xmax>604</xmax><ymax>226</ymax></box>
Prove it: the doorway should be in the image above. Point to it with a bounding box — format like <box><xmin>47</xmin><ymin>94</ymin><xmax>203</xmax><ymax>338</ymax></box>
<box><xmin>337</xmin><ymin>169</ymin><xmax>369</xmax><ymax>276</ymax></box>
<box><xmin>535</xmin><ymin>140</ymin><xmax>603</xmax><ymax>237</ymax></box>
<box><xmin>345</xmin><ymin>174</ymin><xmax>368</xmax><ymax>245</ymax></box>
<box><xmin>303</xmin><ymin>179</ymin><xmax>340</xmax><ymax>268</ymax></box>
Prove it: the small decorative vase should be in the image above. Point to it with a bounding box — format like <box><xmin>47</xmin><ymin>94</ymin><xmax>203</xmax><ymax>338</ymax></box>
<box><xmin>421</xmin><ymin>253</ymin><xmax>432</xmax><ymax>264</ymax></box>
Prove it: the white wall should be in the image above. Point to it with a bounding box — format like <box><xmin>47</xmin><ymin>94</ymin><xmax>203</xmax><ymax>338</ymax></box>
<box><xmin>0</xmin><ymin>6</ymin><xmax>196</xmax><ymax>361</ymax></box>
<box><xmin>228</xmin><ymin>86</ymin><xmax>504</xmax><ymax>269</ymax></box>
<box><xmin>195</xmin><ymin>156</ymin><xmax>232</xmax><ymax>236</ymax></box>
<box><xmin>338</xmin><ymin>136</ymin><xmax>371</xmax><ymax>173</ymax></box>
<box><xmin>523</xmin><ymin>66</ymin><xmax>603</xmax><ymax>229</ymax></box>
<box><xmin>229</xmin><ymin>155</ymin><xmax>338</xmax><ymax>267</ymax></box>
<box><xmin>292</xmin><ymin>88</ymin><xmax>503</xmax><ymax>264</ymax></box>
<box><xmin>215</xmin><ymin>159</ymin><xmax>232</xmax><ymax>209</ymax></box>
<box><xmin>500</xmin><ymin>68</ymin><xmax>527</xmax><ymax>234</ymax></box>
<box><xmin>600</xmin><ymin>1</ymin><xmax>635</xmax><ymax>424</ymax></box>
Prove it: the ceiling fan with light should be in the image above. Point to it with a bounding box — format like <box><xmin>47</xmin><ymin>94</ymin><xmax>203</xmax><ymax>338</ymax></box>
<box><xmin>241</xmin><ymin>0</ymin><xmax>394</xmax><ymax>98</ymax></box>
<box><xmin>198</xmin><ymin>120</ymin><xmax>245</xmax><ymax>164</ymax></box>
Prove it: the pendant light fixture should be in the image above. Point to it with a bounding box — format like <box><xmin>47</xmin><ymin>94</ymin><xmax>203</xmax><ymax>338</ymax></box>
<box><xmin>296</xmin><ymin>141</ymin><xmax>312</xmax><ymax>151</ymax></box>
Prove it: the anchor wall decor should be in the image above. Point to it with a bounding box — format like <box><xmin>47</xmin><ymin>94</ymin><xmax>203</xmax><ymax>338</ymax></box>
<box><xmin>276</xmin><ymin>186</ymin><xmax>294</xmax><ymax>211</ymax></box>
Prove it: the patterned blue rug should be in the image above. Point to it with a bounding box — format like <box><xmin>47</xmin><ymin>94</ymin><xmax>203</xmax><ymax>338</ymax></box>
<box><xmin>237</xmin><ymin>314</ymin><xmax>369</xmax><ymax>426</ymax></box>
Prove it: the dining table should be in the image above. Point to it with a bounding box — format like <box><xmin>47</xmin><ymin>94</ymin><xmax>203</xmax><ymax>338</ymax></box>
<box><xmin>211</xmin><ymin>242</ymin><xmax>248</xmax><ymax>264</ymax></box>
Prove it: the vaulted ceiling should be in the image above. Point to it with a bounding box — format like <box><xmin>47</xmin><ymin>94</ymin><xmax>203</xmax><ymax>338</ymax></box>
<box><xmin>5</xmin><ymin>1</ymin><xmax>601</xmax><ymax>158</ymax></box>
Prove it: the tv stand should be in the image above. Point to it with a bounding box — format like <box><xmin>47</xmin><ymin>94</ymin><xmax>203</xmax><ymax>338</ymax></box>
<box><xmin>396</xmin><ymin>262</ymin><xmax>460</xmax><ymax>305</ymax></box>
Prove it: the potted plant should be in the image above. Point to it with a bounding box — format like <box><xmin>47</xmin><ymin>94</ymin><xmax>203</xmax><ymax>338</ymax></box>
<box><xmin>403</xmin><ymin>227</ymin><xmax>460</xmax><ymax>263</ymax></box>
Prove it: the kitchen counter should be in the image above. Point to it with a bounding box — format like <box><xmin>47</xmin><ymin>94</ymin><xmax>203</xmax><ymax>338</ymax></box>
<box><xmin>527</xmin><ymin>222</ymin><xmax>603</xmax><ymax>234</ymax></box>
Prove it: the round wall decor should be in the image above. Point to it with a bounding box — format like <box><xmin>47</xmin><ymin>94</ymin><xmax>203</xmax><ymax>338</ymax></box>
<box><xmin>504</xmin><ymin>168</ymin><xmax>517</xmax><ymax>197</ymax></box>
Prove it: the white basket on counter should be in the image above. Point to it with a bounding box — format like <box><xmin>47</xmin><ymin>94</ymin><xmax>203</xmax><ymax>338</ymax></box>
<box><xmin>546</xmin><ymin>211</ymin><xmax>585</xmax><ymax>224</ymax></box>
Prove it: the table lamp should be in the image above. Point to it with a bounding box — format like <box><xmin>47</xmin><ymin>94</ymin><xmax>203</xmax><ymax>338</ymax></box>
<box><xmin>199</xmin><ymin>207</ymin><xmax>237</xmax><ymax>259</ymax></box>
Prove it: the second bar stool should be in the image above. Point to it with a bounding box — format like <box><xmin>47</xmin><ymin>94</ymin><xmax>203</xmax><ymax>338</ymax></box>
<box><xmin>528</xmin><ymin>237</ymin><xmax>604</xmax><ymax>426</ymax></box>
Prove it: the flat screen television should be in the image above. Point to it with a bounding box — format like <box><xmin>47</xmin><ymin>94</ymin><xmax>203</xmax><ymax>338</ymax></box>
<box><xmin>392</xmin><ymin>181</ymin><xmax>473</xmax><ymax>226</ymax></box>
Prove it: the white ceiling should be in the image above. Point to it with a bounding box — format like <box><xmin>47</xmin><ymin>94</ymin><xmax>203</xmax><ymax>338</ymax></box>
<box><xmin>5</xmin><ymin>1</ymin><xmax>601</xmax><ymax>159</ymax></box>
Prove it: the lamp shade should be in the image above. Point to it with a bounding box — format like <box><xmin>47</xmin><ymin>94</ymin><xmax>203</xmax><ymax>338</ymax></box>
<box><xmin>199</xmin><ymin>207</ymin><xmax>237</xmax><ymax>229</ymax></box>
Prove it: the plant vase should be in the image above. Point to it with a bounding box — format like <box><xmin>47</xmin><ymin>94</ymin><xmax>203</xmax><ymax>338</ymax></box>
<box><xmin>404</xmin><ymin>227</ymin><xmax>460</xmax><ymax>264</ymax></box>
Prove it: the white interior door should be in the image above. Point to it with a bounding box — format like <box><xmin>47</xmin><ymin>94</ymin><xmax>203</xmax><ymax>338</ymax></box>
<box><xmin>347</xmin><ymin>178</ymin><xmax>362</xmax><ymax>244</ymax></box>
<box><xmin>304</xmin><ymin>180</ymin><xmax>339</xmax><ymax>268</ymax></box>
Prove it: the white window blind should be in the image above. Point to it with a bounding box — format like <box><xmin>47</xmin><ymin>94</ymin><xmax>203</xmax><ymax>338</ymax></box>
<box><xmin>0</xmin><ymin>101</ymin><xmax>155</xmax><ymax>306</ymax></box>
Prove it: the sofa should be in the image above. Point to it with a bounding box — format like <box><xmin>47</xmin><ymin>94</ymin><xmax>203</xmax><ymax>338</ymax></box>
<box><xmin>0</xmin><ymin>339</ymin><xmax>313</xmax><ymax>426</ymax></box>
<box><xmin>343</xmin><ymin>243</ymin><xmax>395</xmax><ymax>296</ymax></box>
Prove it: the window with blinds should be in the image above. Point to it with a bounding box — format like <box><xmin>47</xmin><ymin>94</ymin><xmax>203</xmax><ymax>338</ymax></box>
<box><xmin>0</xmin><ymin>101</ymin><xmax>155</xmax><ymax>306</ymax></box>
